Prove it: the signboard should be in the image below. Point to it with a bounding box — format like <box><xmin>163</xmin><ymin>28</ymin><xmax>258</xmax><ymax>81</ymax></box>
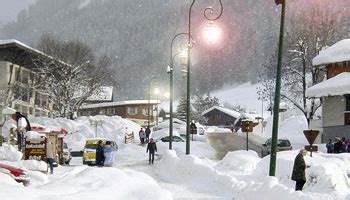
<box><xmin>190</xmin><ymin>123</ymin><xmax>197</xmax><ymax>135</ymax></box>
<box><xmin>305</xmin><ymin>145</ymin><xmax>318</xmax><ymax>152</ymax></box>
<box><xmin>303</xmin><ymin>129</ymin><xmax>319</xmax><ymax>145</ymax></box>
<box><xmin>241</xmin><ymin>120</ymin><xmax>253</xmax><ymax>132</ymax></box>
<box><xmin>25</xmin><ymin>136</ymin><xmax>47</xmax><ymax>161</ymax></box>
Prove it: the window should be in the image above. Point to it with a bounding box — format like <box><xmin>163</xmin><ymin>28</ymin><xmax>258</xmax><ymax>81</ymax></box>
<box><xmin>345</xmin><ymin>95</ymin><xmax>350</xmax><ymax>125</ymax></box>
<box><xmin>127</xmin><ymin>107</ymin><xmax>138</xmax><ymax>115</ymax></box>
<box><xmin>142</xmin><ymin>109</ymin><xmax>149</xmax><ymax>116</ymax></box>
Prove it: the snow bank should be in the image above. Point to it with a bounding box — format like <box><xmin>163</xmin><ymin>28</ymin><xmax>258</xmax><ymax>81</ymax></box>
<box><xmin>155</xmin><ymin>150</ymin><xmax>237</xmax><ymax>198</ymax></box>
<box><xmin>22</xmin><ymin>115</ymin><xmax>141</xmax><ymax>151</ymax></box>
<box><xmin>215</xmin><ymin>150</ymin><xmax>260</xmax><ymax>175</ymax></box>
<box><xmin>253</xmin><ymin>151</ymin><xmax>350</xmax><ymax>197</ymax></box>
<box><xmin>155</xmin><ymin>150</ymin><xmax>326</xmax><ymax>199</ymax></box>
<box><xmin>0</xmin><ymin>144</ymin><xmax>22</xmax><ymax>161</ymax></box>
<box><xmin>41</xmin><ymin>167</ymin><xmax>172</xmax><ymax>200</ymax></box>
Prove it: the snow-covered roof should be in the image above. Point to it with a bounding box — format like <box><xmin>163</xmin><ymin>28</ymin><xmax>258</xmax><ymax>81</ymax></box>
<box><xmin>313</xmin><ymin>39</ymin><xmax>350</xmax><ymax>66</ymax></box>
<box><xmin>86</xmin><ymin>86</ymin><xmax>113</xmax><ymax>101</ymax></box>
<box><xmin>306</xmin><ymin>72</ymin><xmax>350</xmax><ymax>97</ymax></box>
<box><xmin>80</xmin><ymin>100</ymin><xmax>161</xmax><ymax>109</ymax></box>
<box><xmin>0</xmin><ymin>39</ymin><xmax>49</xmax><ymax>59</ymax></box>
<box><xmin>202</xmin><ymin>106</ymin><xmax>241</xmax><ymax>119</ymax></box>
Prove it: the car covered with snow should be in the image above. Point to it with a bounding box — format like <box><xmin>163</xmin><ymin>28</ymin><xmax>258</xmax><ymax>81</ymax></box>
<box><xmin>62</xmin><ymin>142</ymin><xmax>72</xmax><ymax>165</ymax></box>
<box><xmin>0</xmin><ymin>163</ymin><xmax>30</xmax><ymax>186</ymax></box>
<box><xmin>157</xmin><ymin>136</ymin><xmax>185</xmax><ymax>142</ymax></box>
<box><xmin>261</xmin><ymin>138</ymin><xmax>292</xmax><ymax>157</ymax></box>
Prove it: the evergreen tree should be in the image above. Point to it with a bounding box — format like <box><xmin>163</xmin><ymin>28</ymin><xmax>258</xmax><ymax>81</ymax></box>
<box><xmin>193</xmin><ymin>93</ymin><xmax>220</xmax><ymax>124</ymax></box>
<box><xmin>176</xmin><ymin>96</ymin><xmax>188</xmax><ymax>122</ymax></box>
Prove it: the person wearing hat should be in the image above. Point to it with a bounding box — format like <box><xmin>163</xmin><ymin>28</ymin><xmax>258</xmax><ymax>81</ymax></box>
<box><xmin>291</xmin><ymin>149</ymin><xmax>310</xmax><ymax>191</ymax></box>
<box><xmin>146</xmin><ymin>138</ymin><xmax>157</xmax><ymax>165</ymax></box>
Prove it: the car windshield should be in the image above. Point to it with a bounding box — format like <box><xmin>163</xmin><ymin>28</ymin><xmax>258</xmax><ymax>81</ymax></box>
<box><xmin>85</xmin><ymin>144</ymin><xmax>97</xmax><ymax>149</ymax></box>
<box><xmin>277</xmin><ymin>140</ymin><xmax>290</xmax><ymax>147</ymax></box>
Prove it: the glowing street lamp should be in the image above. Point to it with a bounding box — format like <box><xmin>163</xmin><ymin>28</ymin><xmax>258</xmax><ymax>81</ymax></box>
<box><xmin>204</xmin><ymin>21</ymin><xmax>221</xmax><ymax>44</ymax></box>
<box><xmin>185</xmin><ymin>0</ymin><xmax>223</xmax><ymax>155</ymax></box>
<box><xmin>168</xmin><ymin>32</ymin><xmax>193</xmax><ymax>150</ymax></box>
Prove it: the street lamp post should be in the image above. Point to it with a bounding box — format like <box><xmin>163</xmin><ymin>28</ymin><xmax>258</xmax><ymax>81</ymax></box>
<box><xmin>185</xmin><ymin>0</ymin><xmax>223</xmax><ymax>155</ymax></box>
<box><xmin>148</xmin><ymin>77</ymin><xmax>159</xmax><ymax>127</ymax></box>
<box><xmin>154</xmin><ymin>87</ymin><xmax>160</xmax><ymax>127</ymax></box>
<box><xmin>168</xmin><ymin>32</ymin><xmax>192</xmax><ymax>150</ymax></box>
<box><xmin>269</xmin><ymin>0</ymin><xmax>286</xmax><ymax>176</ymax></box>
<box><xmin>89</xmin><ymin>119</ymin><xmax>103</xmax><ymax>138</ymax></box>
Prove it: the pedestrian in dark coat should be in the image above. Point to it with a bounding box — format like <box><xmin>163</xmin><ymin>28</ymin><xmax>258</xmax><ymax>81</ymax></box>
<box><xmin>326</xmin><ymin>139</ymin><xmax>334</xmax><ymax>153</ymax></box>
<box><xmin>96</xmin><ymin>140</ymin><xmax>105</xmax><ymax>167</ymax></box>
<box><xmin>145</xmin><ymin>126</ymin><xmax>151</xmax><ymax>143</ymax></box>
<box><xmin>146</xmin><ymin>138</ymin><xmax>157</xmax><ymax>164</ymax></box>
<box><xmin>334</xmin><ymin>138</ymin><xmax>342</xmax><ymax>153</ymax></box>
<box><xmin>291</xmin><ymin>149</ymin><xmax>309</xmax><ymax>191</ymax></box>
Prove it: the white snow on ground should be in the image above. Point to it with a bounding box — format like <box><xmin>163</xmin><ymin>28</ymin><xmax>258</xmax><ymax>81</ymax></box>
<box><xmin>2</xmin><ymin>83</ymin><xmax>350</xmax><ymax>199</ymax></box>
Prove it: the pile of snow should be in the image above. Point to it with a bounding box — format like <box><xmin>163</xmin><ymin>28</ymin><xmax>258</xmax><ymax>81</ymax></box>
<box><xmin>0</xmin><ymin>144</ymin><xmax>22</xmax><ymax>162</ymax></box>
<box><xmin>253</xmin><ymin>151</ymin><xmax>350</xmax><ymax>198</ymax></box>
<box><xmin>25</xmin><ymin>131</ymin><xmax>46</xmax><ymax>140</ymax></box>
<box><xmin>215</xmin><ymin>150</ymin><xmax>260</xmax><ymax>175</ymax></box>
<box><xmin>2</xmin><ymin>115</ymin><xmax>142</xmax><ymax>151</ymax></box>
<box><xmin>155</xmin><ymin>150</ymin><xmax>329</xmax><ymax>199</ymax></box>
<box><xmin>0</xmin><ymin>166</ymin><xmax>172</xmax><ymax>200</ymax></box>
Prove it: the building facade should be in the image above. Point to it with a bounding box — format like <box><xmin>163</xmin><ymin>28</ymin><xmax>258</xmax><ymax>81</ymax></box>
<box><xmin>78</xmin><ymin>100</ymin><xmax>160</xmax><ymax>126</ymax></box>
<box><xmin>306</xmin><ymin>39</ymin><xmax>350</xmax><ymax>142</ymax></box>
<box><xmin>0</xmin><ymin>40</ymin><xmax>56</xmax><ymax>120</ymax></box>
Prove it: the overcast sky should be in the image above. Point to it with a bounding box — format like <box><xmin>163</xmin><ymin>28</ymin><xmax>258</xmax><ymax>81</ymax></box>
<box><xmin>0</xmin><ymin>0</ymin><xmax>36</xmax><ymax>24</ymax></box>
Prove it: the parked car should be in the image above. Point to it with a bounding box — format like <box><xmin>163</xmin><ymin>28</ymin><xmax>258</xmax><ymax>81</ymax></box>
<box><xmin>62</xmin><ymin>142</ymin><xmax>72</xmax><ymax>165</ymax></box>
<box><xmin>261</xmin><ymin>138</ymin><xmax>292</xmax><ymax>157</ymax></box>
<box><xmin>82</xmin><ymin>138</ymin><xmax>118</xmax><ymax>166</ymax></box>
<box><xmin>0</xmin><ymin>163</ymin><xmax>30</xmax><ymax>186</ymax></box>
<box><xmin>158</xmin><ymin>136</ymin><xmax>185</xmax><ymax>142</ymax></box>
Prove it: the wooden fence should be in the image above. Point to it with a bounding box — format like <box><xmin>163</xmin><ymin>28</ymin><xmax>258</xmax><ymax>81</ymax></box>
<box><xmin>124</xmin><ymin>131</ymin><xmax>134</xmax><ymax>144</ymax></box>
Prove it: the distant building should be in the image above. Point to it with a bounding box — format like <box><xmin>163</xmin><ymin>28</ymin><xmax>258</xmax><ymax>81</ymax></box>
<box><xmin>78</xmin><ymin>100</ymin><xmax>160</xmax><ymax>126</ymax></box>
<box><xmin>202</xmin><ymin>106</ymin><xmax>262</xmax><ymax>131</ymax></box>
<box><xmin>306</xmin><ymin>39</ymin><xmax>350</xmax><ymax>142</ymax></box>
<box><xmin>0</xmin><ymin>39</ymin><xmax>58</xmax><ymax>119</ymax></box>
<box><xmin>201</xmin><ymin>106</ymin><xmax>243</xmax><ymax>131</ymax></box>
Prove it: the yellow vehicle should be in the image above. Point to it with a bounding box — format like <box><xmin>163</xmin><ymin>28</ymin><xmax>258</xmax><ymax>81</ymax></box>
<box><xmin>82</xmin><ymin>138</ymin><xmax>118</xmax><ymax>166</ymax></box>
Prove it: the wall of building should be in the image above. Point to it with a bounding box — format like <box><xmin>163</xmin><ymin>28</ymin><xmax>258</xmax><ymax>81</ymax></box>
<box><xmin>0</xmin><ymin>61</ymin><xmax>53</xmax><ymax>118</ymax></box>
<box><xmin>327</xmin><ymin>62</ymin><xmax>350</xmax><ymax>79</ymax></box>
<box><xmin>322</xmin><ymin>96</ymin><xmax>345</xmax><ymax>127</ymax></box>
<box><xmin>206</xmin><ymin>110</ymin><xmax>237</xmax><ymax>127</ymax></box>
<box><xmin>323</xmin><ymin>125</ymin><xmax>350</xmax><ymax>143</ymax></box>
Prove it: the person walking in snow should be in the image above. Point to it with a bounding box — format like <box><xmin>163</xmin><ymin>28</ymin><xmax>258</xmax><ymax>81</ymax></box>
<box><xmin>96</xmin><ymin>140</ymin><xmax>105</xmax><ymax>167</ymax></box>
<box><xmin>104</xmin><ymin>141</ymin><xmax>116</xmax><ymax>167</ymax></box>
<box><xmin>326</xmin><ymin>139</ymin><xmax>333</xmax><ymax>153</ymax></box>
<box><xmin>139</xmin><ymin>128</ymin><xmax>146</xmax><ymax>144</ymax></box>
<box><xmin>146</xmin><ymin>138</ymin><xmax>157</xmax><ymax>165</ymax></box>
<box><xmin>46</xmin><ymin>141</ymin><xmax>55</xmax><ymax>174</ymax></box>
<box><xmin>291</xmin><ymin>149</ymin><xmax>309</xmax><ymax>191</ymax></box>
<box><xmin>145</xmin><ymin>126</ymin><xmax>151</xmax><ymax>143</ymax></box>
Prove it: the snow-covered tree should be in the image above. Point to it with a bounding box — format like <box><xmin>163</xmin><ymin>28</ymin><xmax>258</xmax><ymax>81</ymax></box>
<box><xmin>33</xmin><ymin>34</ymin><xmax>111</xmax><ymax>118</ymax></box>
<box><xmin>257</xmin><ymin>3</ymin><xmax>348</xmax><ymax>125</ymax></box>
